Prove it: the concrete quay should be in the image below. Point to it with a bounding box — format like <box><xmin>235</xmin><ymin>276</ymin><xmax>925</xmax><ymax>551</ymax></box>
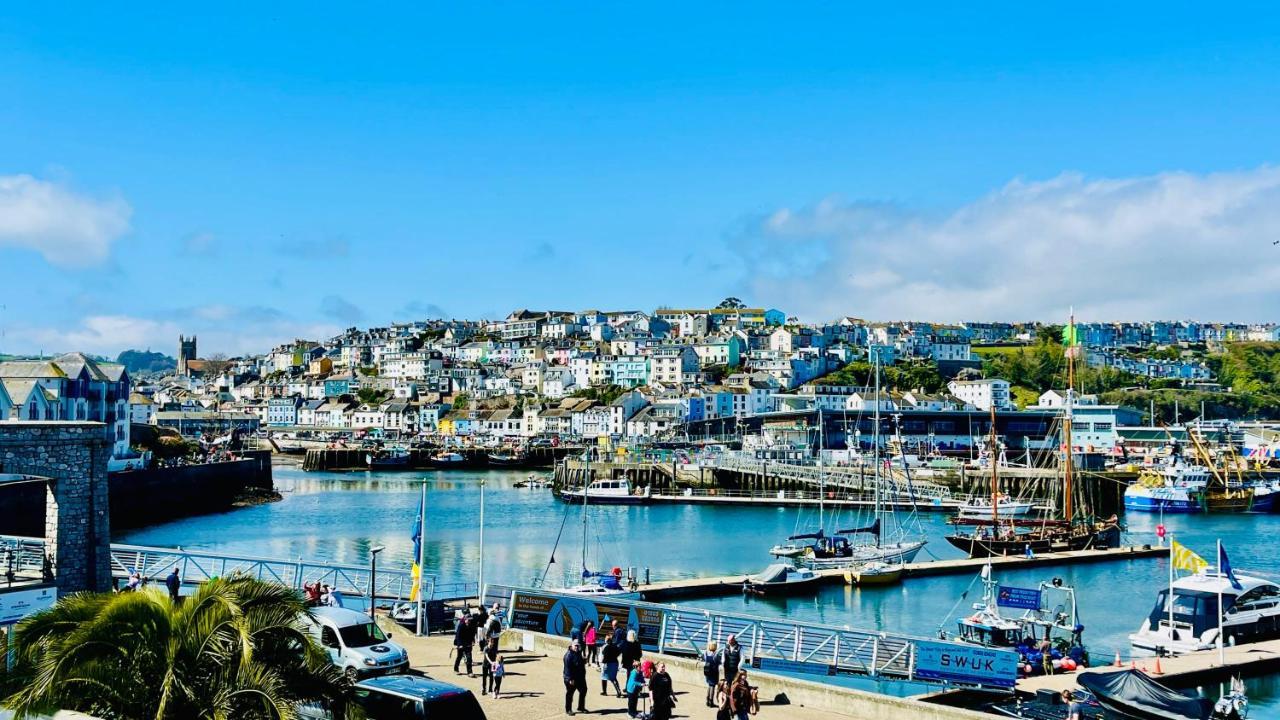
<box><xmin>381</xmin><ymin>620</ymin><xmax>993</xmax><ymax>720</ymax></box>
<box><xmin>1016</xmin><ymin>638</ymin><xmax>1280</xmax><ymax>696</ymax></box>
<box><xmin>639</xmin><ymin>545</ymin><xmax>1167</xmax><ymax>601</ymax></box>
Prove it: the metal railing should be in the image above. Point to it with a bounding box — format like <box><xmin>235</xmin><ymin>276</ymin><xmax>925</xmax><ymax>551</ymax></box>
<box><xmin>481</xmin><ymin>584</ymin><xmax>1015</xmax><ymax>691</ymax></box>
<box><xmin>705</xmin><ymin>455</ymin><xmax>954</xmax><ymax>501</ymax></box>
<box><xmin>0</xmin><ymin>535</ymin><xmax>48</xmax><ymax>584</ymax></box>
<box><xmin>0</xmin><ymin>535</ymin><xmax>476</xmax><ymax>602</ymax></box>
<box><xmin>653</xmin><ymin>486</ymin><xmax>959</xmax><ymax>508</ymax></box>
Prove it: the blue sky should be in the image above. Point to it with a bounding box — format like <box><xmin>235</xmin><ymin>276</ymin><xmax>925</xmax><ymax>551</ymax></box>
<box><xmin>3</xmin><ymin>3</ymin><xmax>1280</xmax><ymax>356</ymax></box>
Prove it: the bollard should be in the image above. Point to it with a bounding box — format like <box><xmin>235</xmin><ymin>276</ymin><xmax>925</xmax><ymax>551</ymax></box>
<box><xmin>644</xmin><ymin>567</ymin><xmax>650</xmax><ymax>585</ymax></box>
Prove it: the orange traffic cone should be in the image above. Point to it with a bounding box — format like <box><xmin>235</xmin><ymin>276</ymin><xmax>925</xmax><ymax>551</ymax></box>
<box><xmin>1114</xmin><ymin>652</ymin><xmax>1122</xmax><ymax>667</ymax></box>
<box><xmin>1153</xmin><ymin>656</ymin><xmax>1164</xmax><ymax>675</ymax></box>
<box><xmin>1130</xmin><ymin>660</ymin><xmax>1137</xmax><ymax>670</ymax></box>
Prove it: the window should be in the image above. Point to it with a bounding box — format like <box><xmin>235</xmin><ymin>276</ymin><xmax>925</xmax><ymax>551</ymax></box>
<box><xmin>319</xmin><ymin>626</ymin><xmax>340</xmax><ymax>648</ymax></box>
<box><xmin>339</xmin><ymin>621</ymin><xmax>389</xmax><ymax>648</ymax></box>
<box><xmin>1094</xmin><ymin>422</ymin><xmax>1113</xmax><ymax>432</ymax></box>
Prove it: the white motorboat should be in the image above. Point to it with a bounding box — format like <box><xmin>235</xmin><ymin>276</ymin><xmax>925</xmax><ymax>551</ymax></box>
<box><xmin>1130</xmin><ymin>570</ymin><xmax>1280</xmax><ymax>655</ymax></box>
<box><xmin>558</xmin><ymin>478</ymin><xmax>651</xmax><ymax>505</ymax></box>
<box><xmin>742</xmin><ymin>563</ymin><xmax>822</xmax><ymax>596</ymax></box>
<box><xmin>957</xmin><ymin>493</ymin><xmax>1035</xmax><ymax>518</ymax></box>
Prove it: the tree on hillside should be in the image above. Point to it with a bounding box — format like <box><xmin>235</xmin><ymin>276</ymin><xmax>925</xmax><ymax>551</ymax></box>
<box><xmin>202</xmin><ymin>353</ymin><xmax>232</xmax><ymax>379</ymax></box>
<box><xmin>2</xmin><ymin>575</ymin><xmax>351</xmax><ymax>720</ymax></box>
<box><xmin>715</xmin><ymin>297</ymin><xmax>745</xmax><ymax>309</ymax></box>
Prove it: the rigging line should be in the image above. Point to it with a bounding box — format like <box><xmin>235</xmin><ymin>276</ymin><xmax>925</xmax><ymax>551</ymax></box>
<box><xmin>935</xmin><ymin>571</ymin><xmax>983</xmax><ymax>635</ymax></box>
<box><xmin>538</xmin><ymin>496</ymin><xmax>575</xmax><ymax>588</ymax></box>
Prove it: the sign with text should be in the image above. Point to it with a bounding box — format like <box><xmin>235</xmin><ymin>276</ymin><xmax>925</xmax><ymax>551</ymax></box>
<box><xmin>507</xmin><ymin>590</ymin><xmax>663</xmax><ymax>650</ymax></box>
<box><xmin>915</xmin><ymin>641</ymin><xmax>1018</xmax><ymax>689</ymax></box>
<box><xmin>996</xmin><ymin>585</ymin><xmax>1042</xmax><ymax>611</ymax></box>
<box><xmin>754</xmin><ymin>657</ymin><xmax>835</xmax><ymax>677</ymax></box>
<box><xmin>0</xmin><ymin>586</ymin><xmax>55</xmax><ymax>625</ymax></box>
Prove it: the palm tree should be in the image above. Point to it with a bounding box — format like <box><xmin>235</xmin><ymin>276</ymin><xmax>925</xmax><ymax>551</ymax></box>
<box><xmin>3</xmin><ymin>575</ymin><xmax>352</xmax><ymax>720</ymax></box>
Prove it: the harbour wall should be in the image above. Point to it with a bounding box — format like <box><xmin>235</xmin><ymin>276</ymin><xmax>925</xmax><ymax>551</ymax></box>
<box><xmin>0</xmin><ymin>449</ymin><xmax>274</xmax><ymax>536</ymax></box>
<box><xmin>301</xmin><ymin>444</ymin><xmax>578</xmax><ymax>471</ymax></box>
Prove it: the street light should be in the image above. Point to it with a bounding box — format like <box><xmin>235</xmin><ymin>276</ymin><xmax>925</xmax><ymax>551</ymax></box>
<box><xmin>368</xmin><ymin>545</ymin><xmax>386</xmax><ymax>616</ymax></box>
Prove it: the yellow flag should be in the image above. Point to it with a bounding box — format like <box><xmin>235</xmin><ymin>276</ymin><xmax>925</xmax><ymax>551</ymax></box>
<box><xmin>409</xmin><ymin>563</ymin><xmax>421</xmax><ymax>602</ymax></box>
<box><xmin>1171</xmin><ymin>540</ymin><xmax>1208</xmax><ymax>574</ymax></box>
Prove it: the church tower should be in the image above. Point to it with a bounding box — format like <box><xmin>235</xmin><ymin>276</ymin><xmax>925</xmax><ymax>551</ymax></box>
<box><xmin>178</xmin><ymin>335</ymin><xmax>198</xmax><ymax>376</ymax></box>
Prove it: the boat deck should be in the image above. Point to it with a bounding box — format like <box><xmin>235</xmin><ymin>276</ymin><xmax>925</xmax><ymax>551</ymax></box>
<box><xmin>638</xmin><ymin>545</ymin><xmax>1168</xmax><ymax>601</ymax></box>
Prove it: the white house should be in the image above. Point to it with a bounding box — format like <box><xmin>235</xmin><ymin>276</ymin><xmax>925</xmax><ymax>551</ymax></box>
<box><xmin>947</xmin><ymin>378</ymin><xmax>1013</xmax><ymax>411</ymax></box>
<box><xmin>648</xmin><ymin>346</ymin><xmax>699</xmax><ymax>386</ymax></box>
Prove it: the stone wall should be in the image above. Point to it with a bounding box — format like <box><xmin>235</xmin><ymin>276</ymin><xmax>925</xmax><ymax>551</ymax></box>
<box><xmin>0</xmin><ymin>422</ymin><xmax>112</xmax><ymax>594</ymax></box>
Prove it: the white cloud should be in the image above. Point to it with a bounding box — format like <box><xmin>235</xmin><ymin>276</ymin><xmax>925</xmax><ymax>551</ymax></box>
<box><xmin>0</xmin><ymin>174</ymin><xmax>132</xmax><ymax>266</ymax></box>
<box><xmin>731</xmin><ymin>167</ymin><xmax>1280</xmax><ymax>323</ymax></box>
<box><xmin>8</xmin><ymin>311</ymin><xmax>340</xmax><ymax>359</ymax></box>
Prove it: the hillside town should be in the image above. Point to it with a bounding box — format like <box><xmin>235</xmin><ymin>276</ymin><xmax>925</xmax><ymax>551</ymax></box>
<box><xmin>8</xmin><ymin>303</ymin><xmax>1276</xmax><ymax>466</ymax></box>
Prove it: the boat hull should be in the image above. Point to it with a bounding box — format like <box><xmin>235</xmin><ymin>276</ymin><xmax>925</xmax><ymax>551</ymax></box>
<box><xmin>557</xmin><ymin>491</ymin><xmax>650</xmax><ymax>506</ymax></box>
<box><xmin>743</xmin><ymin>577</ymin><xmax>824</xmax><ymax>596</ymax></box>
<box><xmin>800</xmin><ymin>541</ymin><xmax>926</xmax><ymax>569</ymax></box>
<box><xmin>1123</xmin><ymin>493</ymin><xmax>1202</xmax><ymax>513</ymax></box>
<box><xmin>843</xmin><ymin>568</ymin><xmax>903</xmax><ymax>586</ymax></box>
<box><xmin>944</xmin><ymin>526</ymin><xmax>1120</xmax><ymax>558</ymax></box>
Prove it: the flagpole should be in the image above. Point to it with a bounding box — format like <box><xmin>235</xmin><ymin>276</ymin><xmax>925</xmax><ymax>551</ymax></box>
<box><xmin>415</xmin><ymin>480</ymin><xmax>427</xmax><ymax>637</ymax></box>
<box><xmin>1217</xmin><ymin>538</ymin><xmax>1225</xmax><ymax>666</ymax></box>
<box><xmin>478</xmin><ymin>476</ymin><xmax>486</xmax><ymax>606</ymax></box>
<box><xmin>1168</xmin><ymin>536</ymin><xmax>1174</xmax><ymax>645</ymax></box>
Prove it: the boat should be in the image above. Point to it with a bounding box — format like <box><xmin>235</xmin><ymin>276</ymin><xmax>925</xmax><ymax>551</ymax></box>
<box><xmin>958</xmin><ymin>493</ymin><xmax>1036</xmax><ymax>518</ymax></box>
<box><xmin>742</xmin><ymin>563</ymin><xmax>822</xmax><ymax>596</ymax></box>
<box><xmin>1129</xmin><ymin>570</ymin><xmax>1280</xmax><ymax>654</ymax></box>
<box><xmin>947</xmin><ymin>564</ymin><xmax>1089</xmax><ymax>676</ymax></box>
<box><xmin>544</xmin><ymin>451</ymin><xmax>638</xmax><ymax>598</ymax></box>
<box><xmin>1186</xmin><ymin>428</ymin><xmax>1276</xmax><ymax>514</ymax></box>
<box><xmin>795</xmin><ymin>351</ymin><xmax>928</xmax><ymax>570</ymax></box>
<box><xmin>946</xmin><ymin>313</ymin><xmax>1123</xmax><ymax>558</ymax></box>
<box><xmin>487</xmin><ymin>450</ymin><xmax>527</xmax><ymax>466</ymax></box>
<box><xmin>1078</xmin><ymin>670</ymin><xmax>1215</xmax><ymax>720</ymax></box>
<box><xmin>366</xmin><ymin>446</ymin><xmax>410</xmax><ymax>468</ymax></box>
<box><xmin>843</xmin><ymin>561</ymin><xmax>903</xmax><ymax>586</ymax></box>
<box><xmin>558</xmin><ymin>478</ymin><xmax>652</xmax><ymax>505</ymax></box>
<box><xmin>514</xmin><ymin>473</ymin><xmax>552</xmax><ymax>489</ymax></box>
<box><xmin>428</xmin><ymin>452</ymin><xmax>465</xmax><ymax>467</ymax></box>
<box><xmin>1124</xmin><ymin>462</ymin><xmax>1209</xmax><ymax>513</ymax></box>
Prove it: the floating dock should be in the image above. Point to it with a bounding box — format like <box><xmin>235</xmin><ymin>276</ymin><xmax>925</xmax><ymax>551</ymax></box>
<box><xmin>639</xmin><ymin>544</ymin><xmax>1168</xmax><ymax>601</ymax></box>
<box><xmin>1016</xmin><ymin>637</ymin><xmax>1280</xmax><ymax>695</ymax></box>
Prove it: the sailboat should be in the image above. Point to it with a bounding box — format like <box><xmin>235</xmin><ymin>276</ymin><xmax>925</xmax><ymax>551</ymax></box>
<box><xmin>554</xmin><ymin>449</ymin><xmax>637</xmax><ymax>598</ymax></box>
<box><xmin>799</xmin><ymin>345</ymin><xmax>928</xmax><ymax>570</ymax></box>
<box><xmin>945</xmin><ymin>312</ymin><xmax>1121</xmax><ymax>558</ymax></box>
<box><xmin>768</xmin><ymin>408</ymin><xmax>836</xmax><ymax>558</ymax></box>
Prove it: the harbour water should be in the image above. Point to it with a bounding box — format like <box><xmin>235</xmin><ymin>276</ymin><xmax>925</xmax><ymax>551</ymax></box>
<box><xmin>118</xmin><ymin>466</ymin><xmax>1280</xmax><ymax>706</ymax></box>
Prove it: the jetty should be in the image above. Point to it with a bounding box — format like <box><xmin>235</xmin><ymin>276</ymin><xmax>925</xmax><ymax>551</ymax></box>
<box><xmin>301</xmin><ymin>444</ymin><xmax>578</xmax><ymax>471</ymax></box>
<box><xmin>1016</xmin><ymin>637</ymin><xmax>1280</xmax><ymax>694</ymax></box>
<box><xmin>639</xmin><ymin>544</ymin><xmax>1168</xmax><ymax>601</ymax></box>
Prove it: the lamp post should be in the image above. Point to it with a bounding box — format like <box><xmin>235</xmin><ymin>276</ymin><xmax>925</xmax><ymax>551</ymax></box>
<box><xmin>368</xmin><ymin>545</ymin><xmax>385</xmax><ymax>617</ymax></box>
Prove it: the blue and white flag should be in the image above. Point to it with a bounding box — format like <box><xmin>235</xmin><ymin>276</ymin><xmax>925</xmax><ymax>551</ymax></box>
<box><xmin>1219</xmin><ymin>543</ymin><xmax>1243</xmax><ymax>591</ymax></box>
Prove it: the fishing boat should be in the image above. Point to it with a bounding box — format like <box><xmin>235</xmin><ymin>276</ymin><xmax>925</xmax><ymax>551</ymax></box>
<box><xmin>558</xmin><ymin>478</ymin><xmax>652</xmax><ymax>505</ymax></box>
<box><xmin>1123</xmin><ymin>460</ymin><xmax>1210</xmax><ymax>513</ymax></box>
<box><xmin>742</xmin><ymin>563</ymin><xmax>822</xmax><ymax>596</ymax></box>
<box><xmin>1187</xmin><ymin>427</ymin><xmax>1277</xmax><ymax>513</ymax></box>
<box><xmin>843</xmin><ymin>561</ymin><xmax>903</xmax><ymax>586</ymax></box>
<box><xmin>428</xmin><ymin>451</ymin><xmax>465</xmax><ymax>467</ymax></box>
<box><xmin>958</xmin><ymin>493</ymin><xmax>1036</xmax><ymax>518</ymax></box>
<box><xmin>487</xmin><ymin>450</ymin><xmax>527</xmax><ymax>466</ymax></box>
<box><xmin>946</xmin><ymin>313</ymin><xmax>1122</xmax><ymax>558</ymax></box>
<box><xmin>366</xmin><ymin>446</ymin><xmax>410</xmax><ymax>469</ymax></box>
<box><xmin>1078</xmin><ymin>670</ymin><xmax>1217</xmax><ymax>720</ymax></box>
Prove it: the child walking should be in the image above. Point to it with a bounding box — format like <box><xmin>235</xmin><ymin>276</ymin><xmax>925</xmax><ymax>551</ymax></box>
<box><xmin>491</xmin><ymin>655</ymin><xmax>505</xmax><ymax>698</ymax></box>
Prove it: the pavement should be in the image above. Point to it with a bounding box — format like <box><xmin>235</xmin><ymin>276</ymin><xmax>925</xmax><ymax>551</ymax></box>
<box><xmin>391</xmin><ymin>631</ymin><xmax>857</xmax><ymax>720</ymax></box>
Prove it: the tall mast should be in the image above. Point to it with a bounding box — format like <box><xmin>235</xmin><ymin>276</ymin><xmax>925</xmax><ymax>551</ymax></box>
<box><xmin>990</xmin><ymin>402</ymin><xmax>999</xmax><ymax>526</ymax></box>
<box><xmin>872</xmin><ymin>344</ymin><xmax>882</xmax><ymax>546</ymax></box>
<box><xmin>1064</xmin><ymin>312</ymin><xmax>1075</xmax><ymax>525</ymax></box>
<box><xmin>817</xmin><ymin>406</ymin><xmax>825</xmax><ymax>530</ymax></box>
<box><xmin>581</xmin><ymin>447</ymin><xmax>590</xmax><ymax>575</ymax></box>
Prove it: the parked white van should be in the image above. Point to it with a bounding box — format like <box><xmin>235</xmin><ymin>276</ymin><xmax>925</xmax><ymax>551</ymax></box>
<box><xmin>303</xmin><ymin>606</ymin><xmax>410</xmax><ymax>680</ymax></box>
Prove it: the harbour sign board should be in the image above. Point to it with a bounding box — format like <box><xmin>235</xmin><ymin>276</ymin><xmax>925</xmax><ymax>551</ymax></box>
<box><xmin>0</xmin><ymin>586</ymin><xmax>55</xmax><ymax>625</ymax></box>
<box><xmin>996</xmin><ymin>585</ymin><xmax>1042</xmax><ymax>611</ymax></box>
<box><xmin>914</xmin><ymin>641</ymin><xmax>1018</xmax><ymax>689</ymax></box>
<box><xmin>508</xmin><ymin>590</ymin><xmax>664</xmax><ymax>650</ymax></box>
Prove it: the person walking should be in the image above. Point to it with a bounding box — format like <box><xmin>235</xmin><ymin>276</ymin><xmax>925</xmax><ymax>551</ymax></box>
<box><xmin>621</xmin><ymin>629</ymin><xmax>642</xmax><ymax>676</ymax></box>
<box><xmin>481</xmin><ymin>637</ymin><xmax>499</xmax><ymax>697</ymax></box>
<box><xmin>492</xmin><ymin>654</ymin><xmax>505</xmax><ymax>699</ymax></box>
<box><xmin>721</xmin><ymin>634</ymin><xmax>743</xmax><ymax>682</ymax></box>
<box><xmin>453</xmin><ymin>611</ymin><xmax>476</xmax><ymax>676</ymax></box>
<box><xmin>600</xmin><ymin>634</ymin><xmax>623</xmax><ymax>697</ymax></box>
<box><xmin>165</xmin><ymin>567</ymin><xmax>181</xmax><ymax>602</ymax></box>
<box><xmin>562</xmin><ymin>639</ymin><xmax>588</xmax><ymax>715</ymax></box>
<box><xmin>610</xmin><ymin>619</ymin><xmax>625</xmax><ymax>649</ymax></box>
<box><xmin>624</xmin><ymin>652</ymin><xmax>646</xmax><ymax>719</ymax></box>
<box><xmin>729</xmin><ymin>670</ymin><xmax>757</xmax><ymax>720</ymax></box>
<box><xmin>583</xmin><ymin>620</ymin><xmax>598</xmax><ymax>666</ymax></box>
<box><xmin>649</xmin><ymin>662</ymin><xmax>676</xmax><ymax>720</ymax></box>
<box><xmin>702</xmin><ymin>641</ymin><xmax>721</xmax><ymax>707</ymax></box>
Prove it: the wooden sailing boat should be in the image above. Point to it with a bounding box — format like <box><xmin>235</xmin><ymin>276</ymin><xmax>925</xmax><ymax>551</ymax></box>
<box><xmin>945</xmin><ymin>312</ymin><xmax>1121</xmax><ymax>558</ymax></box>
